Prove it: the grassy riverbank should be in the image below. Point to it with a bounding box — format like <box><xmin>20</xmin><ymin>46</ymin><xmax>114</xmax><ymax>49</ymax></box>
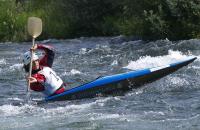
<box><xmin>1</xmin><ymin>0</ymin><xmax>200</xmax><ymax>42</ymax></box>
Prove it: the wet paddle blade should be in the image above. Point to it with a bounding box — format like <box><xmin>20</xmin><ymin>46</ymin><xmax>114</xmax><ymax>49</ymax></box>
<box><xmin>27</xmin><ymin>17</ymin><xmax>42</xmax><ymax>38</ymax></box>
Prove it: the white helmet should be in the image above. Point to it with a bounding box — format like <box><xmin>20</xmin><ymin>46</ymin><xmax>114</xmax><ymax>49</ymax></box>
<box><xmin>23</xmin><ymin>51</ymin><xmax>39</xmax><ymax>65</ymax></box>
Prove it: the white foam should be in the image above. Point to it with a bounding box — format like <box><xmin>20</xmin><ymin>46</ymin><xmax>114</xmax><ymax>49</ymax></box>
<box><xmin>7</xmin><ymin>97</ymin><xmax>23</xmax><ymax>101</ymax></box>
<box><xmin>89</xmin><ymin>113</ymin><xmax>121</xmax><ymax>121</ymax></box>
<box><xmin>135</xmin><ymin>89</ymin><xmax>144</xmax><ymax>95</ymax></box>
<box><xmin>124</xmin><ymin>50</ymin><xmax>193</xmax><ymax>70</ymax></box>
<box><xmin>42</xmin><ymin>101</ymin><xmax>98</xmax><ymax>118</ymax></box>
<box><xmin>79</xmin><ymin>48</ymin><xmax>87</xmax><ymax>54</ymax></box>
<box><xmin>93</xmin><ymin>96</ymin><xmax>122</xmax><ymax>107</ymax></box>
<box><xmin>144</xmin><ymin>111</ymin><xmax>165</xmax><ymax>116</ymax></box>
<box><xmin>0</xmin><ymin>99</ymin><xmax>98</xmax><ymax>117</ymax></box>
<box><xmin>9</xmin><ymin>63</ymin><xmax>23</xmax><ymax>71</ymax></box>
<box><xmin>70</xmin><ymin>69</ymin><xmax>82</xmax><ymax>75</ymax></box>
<box><xmin>94</xmin><ymin>97</ymin><xmax>112</xmax><ymax>107</ymax></box>
<box><xmin>59</xmin><ymin>69</ymin><xmax>83</xmax><ymax>76</ymax></box>
<box><xmin>0</xmin><ymin>105</ymin><xmax>21</xmax><ymax>116</ymax></box>
<box><xmin>111</xmin><ymin>60</ymin><xmax>118</xmax><ymax>66</ymax></box>
<box><xmin>0</xmin><ymin>104</ymin><xmax>41</xmax><ymax>116</ymax></box>
<box><xmin>0</xmin><ymin>59</ymin><xmax>6</xmax><ymax>65</ymax></box>
<box><xmin>168</xmin><ymin>76</ymin><xmax>190</xmax><ymax>86</ymax></box>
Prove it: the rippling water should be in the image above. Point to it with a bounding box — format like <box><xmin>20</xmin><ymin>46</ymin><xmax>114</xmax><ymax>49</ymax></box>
<box><xmin>0</xmin><ymin>37</ymin><xmax>200</xmax><ymax>130</ymax></box>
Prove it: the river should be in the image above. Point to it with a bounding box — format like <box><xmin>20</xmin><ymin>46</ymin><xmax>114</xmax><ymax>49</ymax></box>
<box><xmin>0</xmin><ymin>37</ymin><xmax>200</xmax><ymax>130</ymax></box>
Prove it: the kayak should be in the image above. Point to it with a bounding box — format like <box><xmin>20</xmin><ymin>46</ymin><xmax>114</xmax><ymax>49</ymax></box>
<box><xmin>45</xmin><ymin>57</ymin><xmax>197</xmax><ymax>102</ymax></box>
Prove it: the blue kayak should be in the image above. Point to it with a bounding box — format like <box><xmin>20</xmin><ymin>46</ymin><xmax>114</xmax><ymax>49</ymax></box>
<box><xmin>45</xmin><ymin>57</ymin><xmax>197</xmax><ymax>102</ymax></box>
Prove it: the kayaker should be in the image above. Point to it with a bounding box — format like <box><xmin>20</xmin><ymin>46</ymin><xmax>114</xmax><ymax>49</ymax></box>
<box><xmin>23</xmin><ymin>44</ymin><xmax>65</xmax><ymax>96</ymax></box>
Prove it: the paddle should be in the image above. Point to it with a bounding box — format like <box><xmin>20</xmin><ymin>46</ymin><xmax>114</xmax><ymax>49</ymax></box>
<box><xmin>27</xmin><ymin>17</ymin><xmax>42</xmax><ymax>93</ymax></box>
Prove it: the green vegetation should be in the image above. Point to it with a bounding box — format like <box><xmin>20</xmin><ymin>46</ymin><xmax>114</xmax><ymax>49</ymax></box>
<box><xmin>0</xmin><ymin>0</ymin><xmax>200</xmax><ymax>41</ymax></box>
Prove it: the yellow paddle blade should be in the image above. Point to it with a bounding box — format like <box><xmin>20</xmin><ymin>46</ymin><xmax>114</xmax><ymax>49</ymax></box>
<box><xmin>27</xmin><ymin>17</ymin><xmax>42</xmax><ymax>38</ymax></box>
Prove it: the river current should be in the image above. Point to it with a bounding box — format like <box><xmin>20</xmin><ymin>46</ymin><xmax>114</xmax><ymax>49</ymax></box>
<box><xmin>0</xmin><ymin>37</ymin><xmax>200</xmax><ymax>130</ymax></box>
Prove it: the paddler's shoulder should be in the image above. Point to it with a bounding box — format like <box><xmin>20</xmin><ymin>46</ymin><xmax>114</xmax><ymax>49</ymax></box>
<box><xmin>37</xmin><ymin>44</ymin><xmax>55</xmax><ymax>51</ymax></box>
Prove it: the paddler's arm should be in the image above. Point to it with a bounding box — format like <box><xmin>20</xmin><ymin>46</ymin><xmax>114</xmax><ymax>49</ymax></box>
<box><xmin>37</xmin><ymin>44</ymin><xmax>55</xmax><ymax>68</ymax></box>
<box><xmin>27</xmin><ymin>74</ymin><xmax>45</xmax><ymax>91</ymax></box>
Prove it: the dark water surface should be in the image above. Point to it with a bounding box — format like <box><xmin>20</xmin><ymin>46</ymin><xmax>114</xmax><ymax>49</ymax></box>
<box><xmin>0</xmin><ymin>37</ymin><xmax>200</xmax><ymax>130</ymax></box>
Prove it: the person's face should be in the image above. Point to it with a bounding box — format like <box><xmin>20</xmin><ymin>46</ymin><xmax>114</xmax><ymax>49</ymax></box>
<box><xmin>32</xmin><ymin>60</ymin><xmax>39</xmax><ymax>70</ymax></box>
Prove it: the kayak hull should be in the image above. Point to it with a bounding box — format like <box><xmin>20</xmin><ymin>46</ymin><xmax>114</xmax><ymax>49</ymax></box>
<box><xmin>45</xmin><ymin>57</ymin><xmax>197</xmax><ymax>102</ymax></box>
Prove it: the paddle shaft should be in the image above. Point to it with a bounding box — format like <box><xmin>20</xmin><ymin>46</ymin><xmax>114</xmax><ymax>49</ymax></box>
<box><xmin>27</xmin><ymin>38</ymin><xmax>35</xmax><ymax>92</ymax></box>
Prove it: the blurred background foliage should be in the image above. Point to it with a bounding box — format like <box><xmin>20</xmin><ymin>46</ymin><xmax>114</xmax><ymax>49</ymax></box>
<box><xmin>0</xmin><ymin>0</ymin><xmax>200</xmax><ymax>41</ymax></box>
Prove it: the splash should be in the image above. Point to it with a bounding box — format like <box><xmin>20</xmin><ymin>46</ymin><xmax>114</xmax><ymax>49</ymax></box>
<box><xmin>0</xmin><ymin>104</ymin><xmax>42</xmax><ymax>117</ymax></box>
<box><xmin>0</xmin><ymin>104</ymin><xmax>21</xmax><ymax>116</ymax></box>
<box><xmin>0</xmin><ymin>100</ymin><xmax>97</xmax><ymax>117</ymax></box>
<box><xmin>70</xmin><ymin>69</ymin><xmax>82</xmax><ymax>75</ymax></box>
<box><xmin>168</xmin><ymin>76</ymin><xmax>189</xmax><ymax>86</ymax></box>
<box><xmin>9</xmin><ymin>63</ymin><xmax>23</xmax><ymax>71</ymax></box>
<box><xmin>60</xmin><ymin>69</ymin><xmax>83</xmax><ymax>77</ymax></box>
<box><xmin>124</xmin><ymin>50</ymin><xmax>194</xmax><ymax>70</ymax></box>
<box><xmin>0</xmin><ymin>59</ymin><xmax>6</xmax><ymax>65</ymax></box>
<box><xmin>111</xmin><ymin>60</ymin><xmax>118</xmax><ymax>66</ymax></box>
<box><xmin>89</xmin><ymin>113</ymin><xmax>121</xmax><ymax>120</ymax></box>
<box><xmin>79</xmin><ymin>48</ymin><xmax>87</xmax><ymax>55</ymax></box>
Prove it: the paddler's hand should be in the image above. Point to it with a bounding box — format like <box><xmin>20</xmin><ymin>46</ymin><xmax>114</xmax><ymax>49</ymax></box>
<box><xmin>30</xmin><ymin>44</ymin><xmax>38</xmax><ymax>51</ymax></box>
<box><xmin>27</xmin><ymin>76</ymin><xmax>37</xmax><ymax>84</ymax></box>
